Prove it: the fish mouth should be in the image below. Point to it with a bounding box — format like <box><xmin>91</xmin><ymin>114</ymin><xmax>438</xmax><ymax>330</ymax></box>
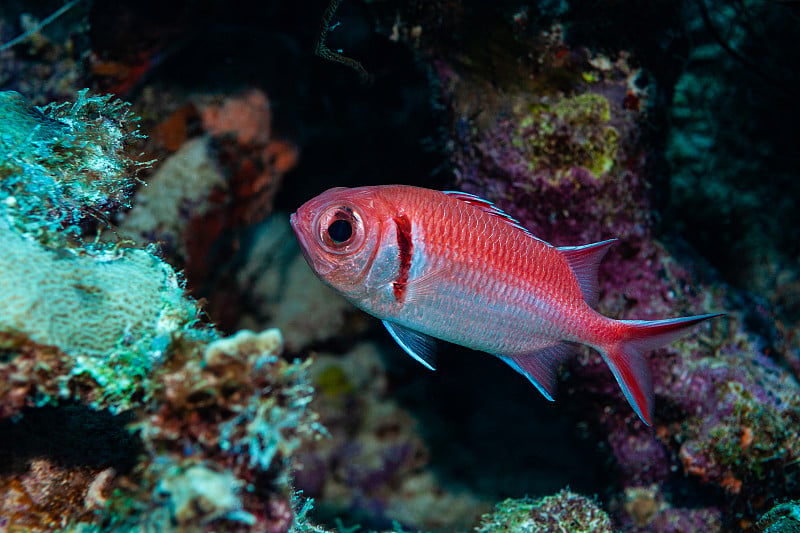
<box><xmin>289</xmin><ymin>212</ymin><xmax>300</xmax><ymax>239</ymax></box>
<box><xmin>290</xmin><ymin>212</ymin><xmax>309</xmax><ymax>254</ymax></box>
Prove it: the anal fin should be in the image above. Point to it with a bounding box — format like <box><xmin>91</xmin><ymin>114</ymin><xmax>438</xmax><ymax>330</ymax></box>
<box><xmin>496</xmin><ymin>342</ymin><xmax>574</xmax><ymax>400</ymax></box>
<box><xmin>382</xmin><ymin>320</ymin><xmax>437</xmax><ymax>370</ymax></box>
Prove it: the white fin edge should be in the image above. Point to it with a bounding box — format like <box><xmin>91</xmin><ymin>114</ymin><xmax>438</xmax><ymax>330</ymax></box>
<box><xmin>382</xmin><ymin>320</ymin><xmax>437</xmax><ymax>370</ymax></box>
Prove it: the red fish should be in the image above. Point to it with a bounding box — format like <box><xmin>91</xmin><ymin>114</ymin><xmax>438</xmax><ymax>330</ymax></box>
<box><xmin>290</xmin><ymin>185</ymin><xmax>721</xmax><ymax>425</ymax></box>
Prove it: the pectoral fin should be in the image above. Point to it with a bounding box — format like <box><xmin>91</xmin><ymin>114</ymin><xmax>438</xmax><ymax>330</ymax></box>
<box><xmin>382</xmin><ymin>320</ymin><xmax>437</xmax><ymax>370</ymax></box>
<box><xmin>495</xmin><ymin>342</ymin><xmax>574</xmax><ymax>400</ymax></box>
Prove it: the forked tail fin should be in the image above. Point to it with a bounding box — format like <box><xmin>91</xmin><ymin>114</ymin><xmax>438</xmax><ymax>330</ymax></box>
<box><xmin>600</xmin><ymin>313</ymin><xmax>723</xmax><ymax>426</ymax></box>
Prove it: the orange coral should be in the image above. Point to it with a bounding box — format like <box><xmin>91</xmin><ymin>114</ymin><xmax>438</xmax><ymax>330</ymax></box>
<box><xmin>152</xmin><ymin>103</ymin><xmax>199</xmax><ymax>152</ymax></box>
<box><xmin>739</xmin><ymin>426</ymin><xmax>754</xmax><ymax>449</ymax></box>
<box><xmin>201</xmin><ymin>89</ymin><xmax>271</xmax><ymax>146</ymax></box>
<box><xmin>720</xmin><ymin>471</ymin><xmax>743</xmax><ymax>494</ymax></box>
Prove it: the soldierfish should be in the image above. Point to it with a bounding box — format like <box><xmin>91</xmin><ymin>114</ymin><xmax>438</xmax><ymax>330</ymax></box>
<box><xmin>290</xmin><ymin>185</ymin><xmax>721</xmax><ymax>425</ymax></box>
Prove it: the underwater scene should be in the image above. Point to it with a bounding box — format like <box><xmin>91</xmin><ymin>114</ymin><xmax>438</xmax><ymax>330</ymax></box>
<box><xmin>0</xmin><ymin>0</ymin><xmax>798</xmax><ymax>531</ymax></box>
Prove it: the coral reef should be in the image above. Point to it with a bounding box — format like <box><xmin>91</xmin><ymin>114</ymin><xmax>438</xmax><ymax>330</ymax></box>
<box><xmin>2</xmin><ymin>1</ymin><xmax>799</xmax><ymax>532</ymax></box>
<box><xmin>121</xmin><ymin>90</ymin><xmax>297</xmax><ymax>256</ymax></box>
<box><xmin>669</xmin><ymin>342</ymin><xmax>800</xmax><ymax>498</ymax></box>
<box><xmin>371</xmin><ymin>2</ymin><xmax>800</xmax><ymax>529</ymax></box>
<box><xmin>231</xmin><ymin>215</ymin><xmax>363</xmax><ymax>353</ymax></box>
<box><xmin>0</xmin><ymin>458</ymin><xmax>110</xmax><ymax>531</ymax></box>
<box><xmin>756</xmin><ymin>500</ymin><xmax>800</xmax><ymax>533</ymax></box>
<box><xmin>118</xmin><ymin>89</ymin><xmax>299</xmax><ymax>329</ymax></box>
<box><xmin>0</xmin><ymin>212</ymin><xmax>196</xmax><ymax>413</ymax></box>
<box><xmin>296</xmin><ymin>343</ymin><xmax>489</xmax><ymax>531</ymax></box>
<box><xmin>0</xmin><ymin>90</ymin><xmax>325</xmax><ymax>532</ymax></box>
<box><xmin>475</xmin><ymin>489</ymin><xmax>614</xmax><ymax>533</ymax></box>
<box><xmin>614</xmin><ymin>484</ymin><xmax>722</xmax><ymax>533</ymax></box>
<box><xmin>0</xmin><ymin>89</ymin><xmax>185</xmax><ymax>413</ymax></box>
<box><xmin>119</xmin><ymin>136</ymin><xmax>226</xmax><ymax>261</ymax></box>
<box><xmin>101</xmin><ymin>329</ymin><xmax>325</xmax><ymax>532</ymax></box>
<box><xmin>0</xmin><ymin>89</ymin><xmax>147</xmax><ymax>244</ymax></box>
<box><xmin>511</xmin><ymin>92</ymin><xmax>620</xmax><ymax>177</ymax></box>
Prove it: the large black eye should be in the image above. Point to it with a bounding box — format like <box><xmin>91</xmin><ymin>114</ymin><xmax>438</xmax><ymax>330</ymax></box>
<box><xmin>327</xmin><ymin>219</ymin><xmax>353</xmax><ymax>243</ymax></box>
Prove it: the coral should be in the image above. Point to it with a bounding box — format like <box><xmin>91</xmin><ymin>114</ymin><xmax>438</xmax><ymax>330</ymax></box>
<box><xmin>512</xmin><ymin>92</ymin><xmax>620</xmax><ymax>177</ymax></box>
<box><xmin>0</xmin><ymin>89</ymin><xmax>148</xmax><ymax>245</ymax></box>
<box><xmin>118</xmin><ymin>89</ymin><xmax>299</xmax><ymax>329</ymax></box>
<box><xmin>756</xmin><ymin>500</ymin><xmax>800</xmax><ymax>533</ymax></box>
<box><xmin>152</xmin><ymin>463</ymin><xmax>247</xmax><ymax>525</ymax></box>
<box><xmin>103</xmin><ymin>329</ymin><xmax>326</xmax><ymax>532</ymax></box>
<box><xmin>385</xmin><ymin>5</ymin><xmax>800</xmax><ymax>529</ymax></box>
<box><xmin>0</xmin><ymin>459</ymin><xmax>104</xmax><ymax>531</ymax></box>
<box><xmin>0</xmin><ymin>213</ymin><xmax>198</xmax><ymax>413</ymax></box>
<box><xmin>4</xmin><ymin>2</ymin><xmax>797</xmax><ymax>532</ymax></box>
<box><xmin>669</xmin><ymin>347</ymin><xmax>800</xmax><ymax>499</ymax></box>
<box><xmin>614</xmin><ymin>484</ymin><xmax>722</xmax><ymax>532</ymax></box>
<box><xmin>475</xmin><ymin>490</ymin><xmax>613</xmax><ymax>533</ymax></box>
<box><xmin>197</xmin><ymin>89</ymin><xmax>299</xmax><ymax>232</ymax></box>
<box><xmin>438</xmin><ymin>20</ymin><xmax>800</xmax><ymax>521</ymax></box>
<box><xmin>0</xmin><ymin>91</ymin><xmax>195</xmax><ymax>414</ymax></box>
<box><xmin>443</xmin><ymin>42</ymin><xmax>653</xmax><ymax>253</ymax></box>
<box><xmin>0</xmin><ymin>401</ymin><xmax>140</xmax><ymax>531</ymax></box>
<box><xmin>200</xmin><ymin>89</ymin><xmax>272</xmax><ymax>147</ymax></box>
<box><xmin>119</xmin><ymin>136</ymin><xmax>226</xmax><ymax>260</ymax></box>
<box><xmin>0</xmin><ymin>90</ymin><xmax>326</xmax><ymax>532</ymax></box>
<box><xmin>100</xmin><ymin>460</ymin><xmax>255</xmax><ymax>530</ymax></box>
<box><xmin>295</xmin><ymin>343</ymin><xmax>490</xmax><ymax>531</ymax></box>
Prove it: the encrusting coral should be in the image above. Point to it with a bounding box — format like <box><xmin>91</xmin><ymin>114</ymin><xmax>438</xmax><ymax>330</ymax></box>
<box><xmin>100</xmin><ymin>329</ymin><xmax>326</xmax><ymax>531</ymax></box>
<box><xmin>755</xmin><ymin>500</ymin><xmax>800</xmax><ymax>533</ymax></box>
<box><xmin>0</xmin><ymin>89</ymin><xmax>186</xmax><ymax>414</ymax></box>
<box><xmin>296</xmin><ymin>343</ymin><xmax>490</xmax><ymax>531</ymax></box>
<box><xmin>475</xmin><ymin>489</ymin><xmax>614</xmax><ymax>533</ymax></box>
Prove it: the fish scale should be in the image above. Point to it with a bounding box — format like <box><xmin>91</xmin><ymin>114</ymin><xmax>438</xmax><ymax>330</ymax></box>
<box><xmin>411</xmin><ymin>200</ymin><xmax>578</xmax><ymax>345</ymax></box>
<box><xmin>291</xmin><ymin>184</ymin><xmax>723</xmax><ymax>426</ymax></box>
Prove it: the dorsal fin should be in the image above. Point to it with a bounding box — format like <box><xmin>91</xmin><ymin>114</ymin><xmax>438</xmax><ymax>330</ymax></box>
<box><xmin>557</xmin><ymin>239</ymin><xmax>617</xmax><ymax>307</ymax></box>
<box><xmin>443</xmin><ymin>191</ymin><xmax>539</xmax><ymax>238</ymax></box>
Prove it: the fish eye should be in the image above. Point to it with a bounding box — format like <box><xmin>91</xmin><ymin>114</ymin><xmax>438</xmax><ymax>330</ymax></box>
<box><xmin>318</xmin><ymin>205</ymin><xmax>363</xmax><ymax>252</ymax></box>
<box><xmin>328</xmin><ymin>219</ymin><xmax>353</xmax><ymax>243</ymax></box>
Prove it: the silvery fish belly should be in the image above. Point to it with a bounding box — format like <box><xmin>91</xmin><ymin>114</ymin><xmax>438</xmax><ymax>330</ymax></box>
<box><xmin>290</xmin><ymin>184</ymin><xmax>721</xmax><ymax>426</ymax></box>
